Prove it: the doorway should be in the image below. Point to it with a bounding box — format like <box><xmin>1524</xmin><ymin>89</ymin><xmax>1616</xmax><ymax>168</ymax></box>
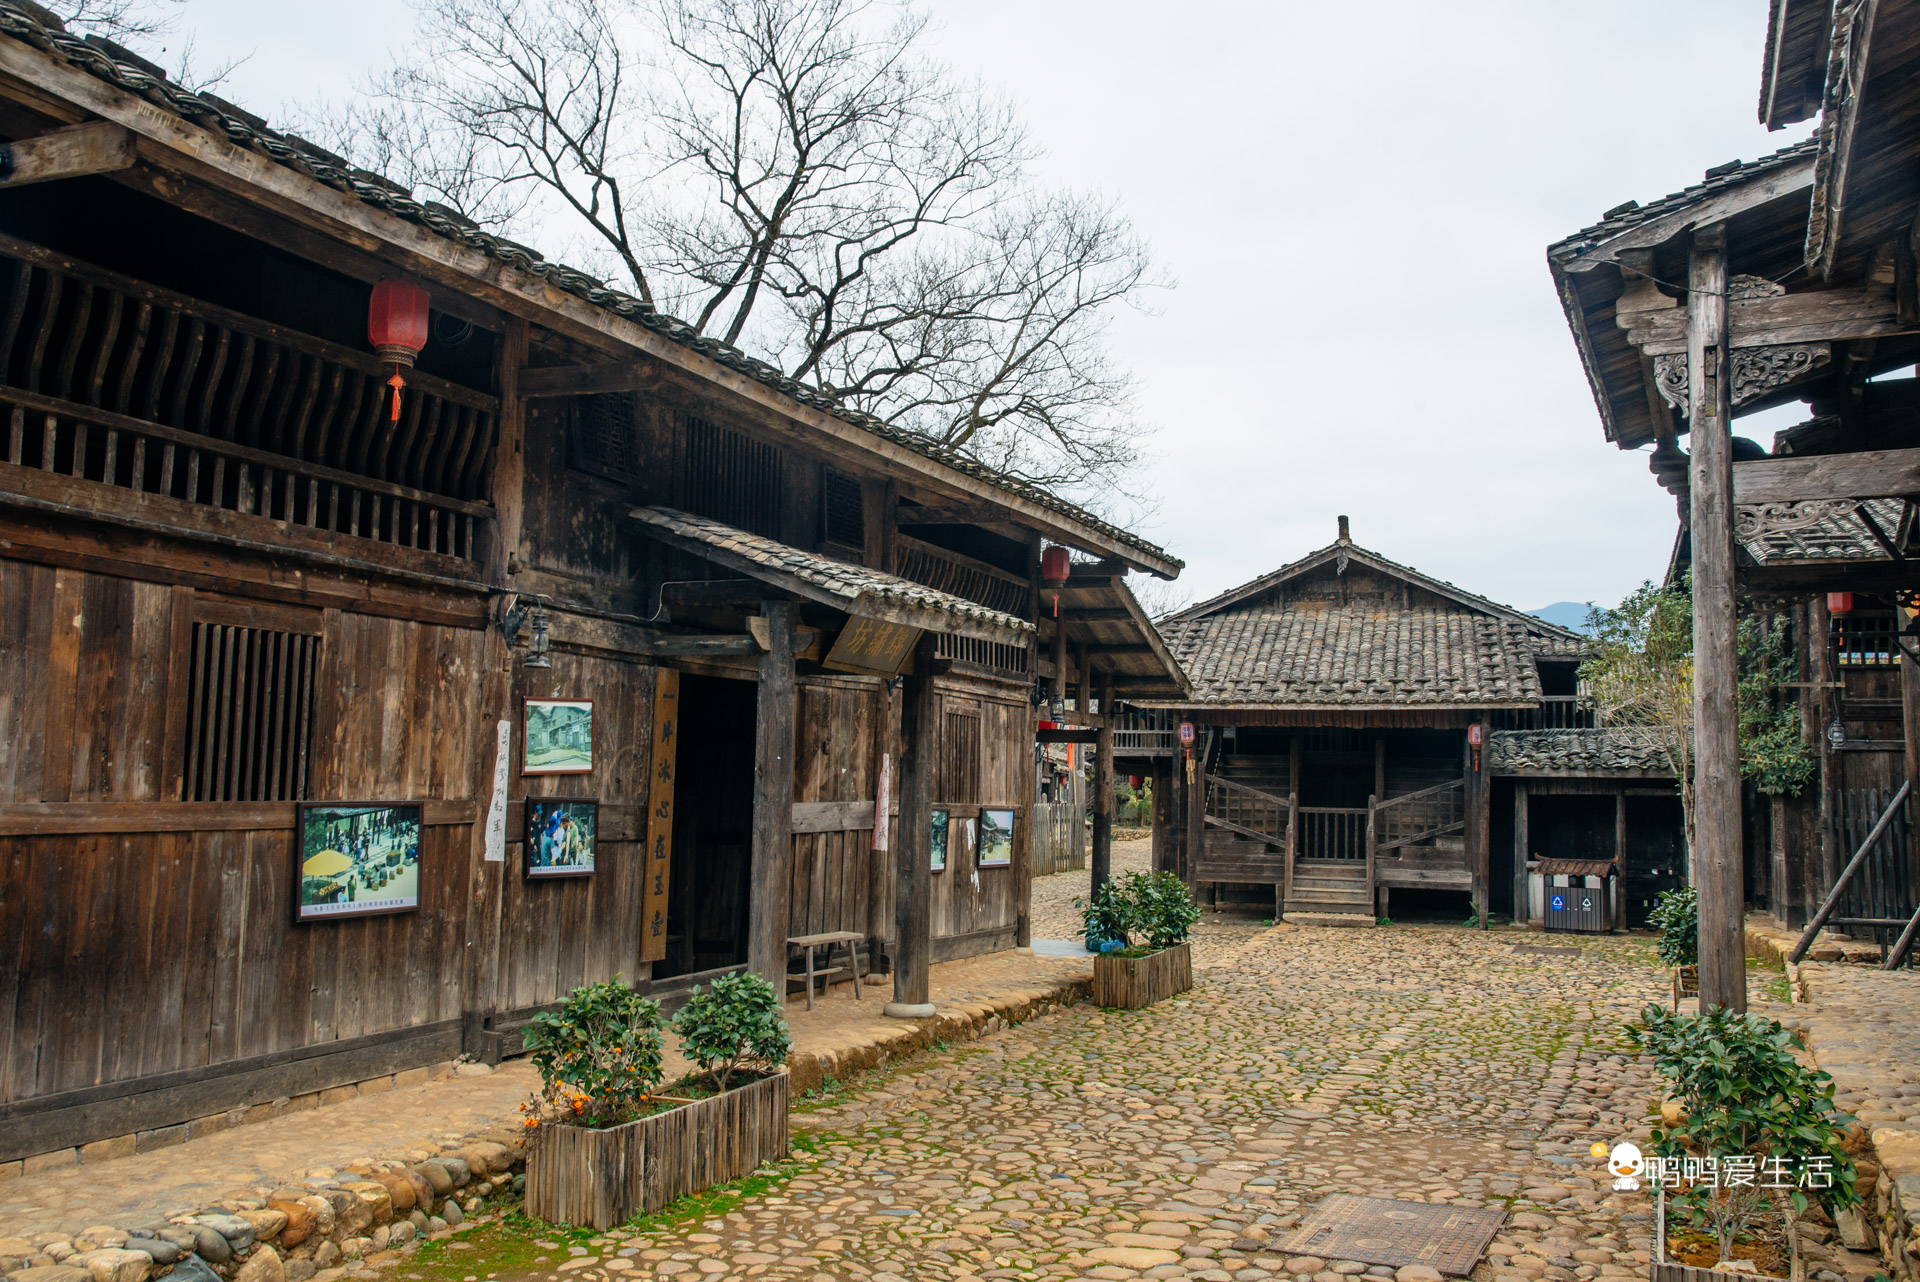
<box><xmin>655</xmin><ymin>674</ymin><xmax>756</xmax><ymax>980</ymax></box>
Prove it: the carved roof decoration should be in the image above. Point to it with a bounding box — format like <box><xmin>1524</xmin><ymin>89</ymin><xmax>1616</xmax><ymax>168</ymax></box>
<box><xmin>1736</xmin><ymin>496</ymin><xmax>1903</xmax><ymax>565</ymax></box>
<box><xmin>1153</xmin><ymin>535</ymin><xmax>1586</xmax><ymax>710</ymax></box>
<box><xmin>630</xmin><ymin>505</ymin><xmax>1035</xmax><ymax>643</ymax></box>
<box><xmin>0</xmin><ymin>2</ymin><xmax>1178</xmax><ymax>573</ymax></box>
<box><xmin>1489</xmin><ymin>728</ymin><xmax>1674</xmax><ymax>777</ymax></box>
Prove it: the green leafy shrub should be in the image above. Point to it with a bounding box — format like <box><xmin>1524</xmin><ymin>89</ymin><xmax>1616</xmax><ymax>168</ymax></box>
<box><xmin>1629</xmin><ymin>1003</ymin><xmax>1857</xmax><ymax>1228</ymax></box>
<box><xmin>1075</xmin><ymin>871</ymin><xmax>1198</xmax><ymax>952</ymax></box>
<box><xmin>1130</xmin><ymin>870</ymin><xmax>1200</xmax><ymax>949</ymax></box>
<box><xmin>1075</xmin><ymin>877</ymin><xmax>1135</xmax><ymax>950</ymax></box>
<box><xmin>1648</xmin><ymin>885</ymin><xmax>1699</xmax><ymax>968</ymax></box>
<box><xmin>522</xmin><ymin>977</ymin><xmax>665</xmax><ymax>1128</ymax></box>
<box><xmin>671</xmin><ymin>971</ymin><xmax>792</xmax><ymax>1092</ymax></box>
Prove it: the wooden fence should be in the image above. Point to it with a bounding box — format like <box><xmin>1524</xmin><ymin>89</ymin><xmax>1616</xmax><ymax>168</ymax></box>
<box><xmin>1031</xmin><ymin>801</ymin><xmax>1085</xmax><ymax>876</ymax></box>
<box><xmin>1829</xmin><ymin>785</ymin><xmax>1918</xmax><ymax>950</ymax></box>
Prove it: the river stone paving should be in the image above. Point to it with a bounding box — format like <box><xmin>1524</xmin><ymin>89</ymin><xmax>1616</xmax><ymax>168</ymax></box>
<box><xmin>1029</xmin><ymin>837</ymin><xmax>1153</xmax><ymax>943</ymax></box>
<box><xmin>441</xmin><ymin>923</ymin><xmax>1887</xmax><ymax>1282</ymax></box>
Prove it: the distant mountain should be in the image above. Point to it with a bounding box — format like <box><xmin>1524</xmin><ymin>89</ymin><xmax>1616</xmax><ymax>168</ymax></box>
<box><xmin>1527</xmin><ymin>601</ymin><xmax>1595</xmax><ymax>634</ymax></box>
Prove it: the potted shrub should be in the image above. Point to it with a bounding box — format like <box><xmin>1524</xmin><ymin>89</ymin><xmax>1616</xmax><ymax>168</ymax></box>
<box><xmin>1649</xmin><ymin>885</ymin><xmax>1699</xmax><ymax>1007</ymax></box>
<box><xmin>522</xmin><ymin>974</ymin><xmax>792</xmax><ymax>1229</ymax></box>
<box><xmin>1079</xmin><ymin>871</ymin><xmax>1199</xmax><ymax>1009</ymax></box>
<box><xmin>1628</xmin><ymin>1003</ymin><xmax>1858</xmax><ymax>1280</ymax></box>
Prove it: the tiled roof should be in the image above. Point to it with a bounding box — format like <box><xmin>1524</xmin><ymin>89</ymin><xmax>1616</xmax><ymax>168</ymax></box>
<box><xmin>631</xmin><ymin>506</ymin><xmax>1033</xmax><ymax>639</ymax></box>
<box><xmin>0</xmin><ymin>2</ymin><xmax>1176</xmax><ymax>571</ymax></box>
<box><xmin>1489</xmin><ymin>729</ymin><xmax>1673</xmax><ymax>776</ymax></box>
<box><xmin>1545</xmin><ymin>140</ymin><xmax>1818</xmax><ymax>264</ymax></box>
<box><xmin>1158</xmin><ymin>606</ymin><xmax>1566</xmax><ymax>707</ymax></box>
<box><xmin>1739</xmin><ymin>497</ymin><xmax>1902</xmax><ymax>565</ymax></box>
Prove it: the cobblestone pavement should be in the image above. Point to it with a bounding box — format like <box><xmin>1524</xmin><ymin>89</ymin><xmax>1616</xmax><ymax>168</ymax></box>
<box><xmin>458</xmin><ymin>924</ymin><xmax>1885</xmax><ymax>1282</ymax></box>
<box><xmin>1786</xmin><ymin>961</ymin><xmax>1920</xmax><ymax>1130</ymax></box>
<box><xmin>1029</xmin><ymin>836</ymin><xmax>1154</xmax><ymax>942</ymax></box>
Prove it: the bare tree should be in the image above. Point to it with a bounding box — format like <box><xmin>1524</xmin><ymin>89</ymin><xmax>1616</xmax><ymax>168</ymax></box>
<box><xmin>313</xmin><ymin>0</ymin><xmax>1162</xmax><ymax>494</ymax></box>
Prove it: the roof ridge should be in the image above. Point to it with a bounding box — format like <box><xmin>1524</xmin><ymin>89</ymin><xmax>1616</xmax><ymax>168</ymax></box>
<box><xmin>1547</xmin><ymin>138</ymin><xmax>1817</xmax><ymax>261</ymax></box>
<box><xmin>0</xmin><ymin>1</ymin><xmax>1177</xmax><ymax>570</ymax></box>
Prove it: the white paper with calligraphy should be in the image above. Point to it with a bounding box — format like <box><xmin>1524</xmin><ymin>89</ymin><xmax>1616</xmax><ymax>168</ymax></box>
<box><xmin>872</xmin><ymin>753</ymin><xmax>891</xmax><ymax>852</ymax></box>
<box><xmin>484</xmin><ymin>718</ymin><xmax>510</xmax><ymax>863</ymax></box>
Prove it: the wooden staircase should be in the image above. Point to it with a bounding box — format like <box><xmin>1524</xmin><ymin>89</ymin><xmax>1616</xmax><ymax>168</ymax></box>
<box><xmin>1285</xmin><ymin>859</ymin><xmax>1372</xmax><ymax>918</ymax></box>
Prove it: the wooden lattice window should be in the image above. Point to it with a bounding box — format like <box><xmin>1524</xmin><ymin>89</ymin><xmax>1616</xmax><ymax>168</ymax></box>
<box><xmin>683</xmin><ymin>414</ymin><xmax>783</xmax><ymax>538</ymax></box>
<box><xmin>822</xmin><ymin>467</ymin><xmax>864</xmax><ymax>552</ymax></box>
<box><xmin>571</xmin><ymin>392</ymin><xmax>639</xmax><ymax>482</ymax></box>
<box><xmin>1835</xmin><ymin>611</ymin><xmax>1898</xmax><ymax>667</ymax></box>
<box><xmin>940</xmin><ymin>710</ymin><xmax>981</xmax><ymax>805</ymax></box>
<box><xmin>181</xmin><ymin>621</ymin><xmax>318</xmax><ymax>801</ymax></box>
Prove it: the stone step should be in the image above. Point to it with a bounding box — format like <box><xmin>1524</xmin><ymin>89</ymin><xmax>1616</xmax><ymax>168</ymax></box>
<box><xmin>1286</xmin><ymin>897</ymin><xmax>1372</xmax><ymax>915</ymax></box>
<box><xmin>1283</xmin><ymin>911</ymin><xmax>1377</xmax><ymax>928</ymax></box>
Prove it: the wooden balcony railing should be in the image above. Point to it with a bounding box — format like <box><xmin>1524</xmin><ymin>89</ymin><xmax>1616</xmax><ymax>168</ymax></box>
<box><xmin>1487</xmin><ymin>696</ymin><xmax>1595</xmax><ymax>732</ymax></box>
<box><xmin>1204</xmin><ymin>775</ymin><xmax>1289</xmax><ymax>845</ymax></box>
<box><xmin>1374</xmin><ymin>778</ymin><xmax>1467</xmax><ymax>853</ymax></box>
<box><xmin>1297</xmin><ymin>806</ymin><xmax>1369</xmax><ymax>861</ymax></box>
<box><xmin>1</xmin><ymin>384</ymin><xmax>492</xmax><ymax>560</ymax></box>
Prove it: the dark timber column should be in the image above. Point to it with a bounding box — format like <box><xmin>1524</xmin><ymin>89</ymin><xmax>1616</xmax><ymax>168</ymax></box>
<box><xmin>748</xmin><ymin>600</ymin><xmax>798</xmax><ymax>991</ymax></box>
<box><xmin>1513</xmin><ymin>780</ymin><xmax>1530</xmax><ymax>926</ymax></box>
<box><xmin>888</xmin><ymin>634</ymin><xmax>939</xmax><ymax>1017</ymax></box>
<box><xmin>1688</xmin><ymin>223</ymin><xmax>1745</xmax><ymax>1013</ymax></box>
<box><xmin>1091</xmin><ymin>676</ymin><xmax>1115</xmax><ymax>897</ymax></box>
<box><xmin>1017</xmin><ymin>534</ymin><xmax>1042</xmax><ymax>948</ymax></box>
<box><xmin>1186</xmin><ymin>730</ymin><xmax>1207</xmax><ymax>898</ymax></box>
<box><xmin>1466</xmin><ymin>725</ymin><xmax>1490</xmax><ymax>928</ymax></box>
<box><xmin>1151</xmin><ymin>756</ymin><xmax>1175</xmax><ymax>874</ymax></box>
<box><xmin>1613</xmin><ymin>789</ymin><xmax>1628</xmax><ymax>933</ymax></box>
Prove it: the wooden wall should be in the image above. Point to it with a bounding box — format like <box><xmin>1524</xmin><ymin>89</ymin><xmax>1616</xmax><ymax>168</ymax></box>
<box><xmin>928</xmin><ymin>679</ymin><xmax>1027</xmax><ymax>959</ymax></box>
<box><xmin>787</xmin><ymin>675</ymin><xmax>882</xmax><ymax>941</ymax></box>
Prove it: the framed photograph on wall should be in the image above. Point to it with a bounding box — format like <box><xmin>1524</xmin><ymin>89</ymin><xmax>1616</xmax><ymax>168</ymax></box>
<box><xmin>523</xmin><ymin>698</ymin><xmax>594</xmax><ymax>775</ymax></box>
<box><xmin>295</xmin><ymin>802</ymin><xmax>422</xmax><ymax>922</ymax></box>
<box><xmin>930</xmin><ymin>809</ymin><xmax>948</xmax><ymax>871</ymax></box>
<box><xmin>979</xmin><ymin>808</ymin><xmax>1014</xmax><ymax>867</ymax></box>
<box><xmin>526</xmin><ymin>799</ymin><xmax>597</xmax><ymax>878</ymax></box>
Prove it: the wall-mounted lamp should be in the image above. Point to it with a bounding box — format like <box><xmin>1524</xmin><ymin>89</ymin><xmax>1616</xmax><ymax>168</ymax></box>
<box><xmin>524</xmin><ymin>604</ymin><xmax>551</xmax><ymax>668</ymax></box>
<box><xmin>1826</xmin><ymin>717</ymin><xmax>1847</xmax><ymax>749</ymax></box>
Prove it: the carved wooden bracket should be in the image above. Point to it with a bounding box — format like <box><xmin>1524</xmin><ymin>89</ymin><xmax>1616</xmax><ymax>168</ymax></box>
<box><xmin>1652</xmin><ymin>344</ymin><xmax>1831</xmax><ymax>411</ymax></box>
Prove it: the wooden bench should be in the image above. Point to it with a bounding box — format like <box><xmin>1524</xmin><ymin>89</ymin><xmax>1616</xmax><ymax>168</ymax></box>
<box><xmin>785</xmin><ymin>931</ymin><xmax>866</xmax><ymax>1010</ymax></box>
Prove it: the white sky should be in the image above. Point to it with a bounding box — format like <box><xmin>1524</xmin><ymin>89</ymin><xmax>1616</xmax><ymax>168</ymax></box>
<box><xmin>164</xmin><ymin>0</ymin><xmax>1817</xmax><ymax>612</ymax></box>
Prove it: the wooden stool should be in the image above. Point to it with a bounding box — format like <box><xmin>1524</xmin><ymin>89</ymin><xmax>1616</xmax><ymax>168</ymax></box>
<box><xmin>785</xmin><ymin>931</ymin><xmax>866</xmax><ymax>1010</ymax></box>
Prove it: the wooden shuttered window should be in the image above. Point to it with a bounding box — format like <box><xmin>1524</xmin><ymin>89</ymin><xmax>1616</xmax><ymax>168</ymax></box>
<box><xmin>940</xmin><ymin>710</ymin><xmax>982</xmax><ymax>806</ymax></box>
<box><xmin>181</xmin><ymin>621</ymin><xmax>318</xmax><ymax>801</ymax></box>
<box><xmin>570</xmin><ymin>392</ymin><xmax>640</xmax><ymax>482</ymax></box>
<box><xmin>683</xmin><ymin>414</ymin><xmax>783</xmax><ymax>538</ymax></box>
<box><xmin>821</xmin><ymin>467</ymin><xmax>864</xmax><ymax>553</ymax></box>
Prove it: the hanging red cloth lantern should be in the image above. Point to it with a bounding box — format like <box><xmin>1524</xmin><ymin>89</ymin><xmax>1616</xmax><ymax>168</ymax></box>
<box><xmin>1827</xmin><ymin>591</ymin><xmax>1854</xmax><ymax>615</ymax></box>
<box><xmin>368</xmin><ymin>279</ymin><xmax>430</xmax><ymax>422</ymax></box>
<box><xmin>1128</xmin><ymin>774</ymin><xmax>1143</xmax><ymax>790</ymax></box>
<box><xmin>1041</xmin><ymin>545</ymin><xmax>1071</xmax><ymax>617</ymax></box>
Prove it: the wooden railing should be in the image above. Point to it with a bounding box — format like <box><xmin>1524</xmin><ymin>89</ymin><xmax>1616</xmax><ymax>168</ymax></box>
<box><xmin>1297</xmin><ymin>806</ymin><xmax>1369</xmax><ymax>860</ymax></box>
<box><xmin>895</xmin><ymin>535</ymin><xmax>1030</xmax><ymax>617</ymax></box>
<box><xmin>1204</xmin><ymin>775</ymin><xmax>1289</xmax><ymax>845</ymax></box>
<box><xmin>1374</xmin><ymin>778</ymin><xmax>1467</xmax><ymax>853</ymax></box>
<box><xmin>1</xmin><ymin>385</ymin><xmax>493</xmax><ymax>560</ymax></box>
<box><xmin>1487</xmin><ymin>697</ymin><xmax>1595</xmax><ymax>731</ymax></box>
<box><xmin>1114</xmin><ymin>706</ymin><xmax>1179</xmax><ymax>754</ymax></box>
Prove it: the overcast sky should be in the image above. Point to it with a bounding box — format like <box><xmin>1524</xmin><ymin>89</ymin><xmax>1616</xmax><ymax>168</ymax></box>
<box><xmin>162</xmin><ymin>0</ymin><xmax>1815</xmax><ymax>612</ymax></box>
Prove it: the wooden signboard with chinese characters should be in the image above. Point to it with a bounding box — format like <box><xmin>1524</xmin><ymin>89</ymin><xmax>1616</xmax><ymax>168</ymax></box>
<box><xmin>822</xmin><ymin>616</ymin><xmax>921</xmax><ymax>676</ymax></box>
<box><xmin>641</xmin><ymin>668</ymin><xmax>678</xmax><ymax>962</ymax></box>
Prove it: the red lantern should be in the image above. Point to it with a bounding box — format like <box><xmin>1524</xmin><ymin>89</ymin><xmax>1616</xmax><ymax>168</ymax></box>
<box><xmin>1128</xmin><ymin>774</ymin><xmax>1143</xmax><ymax>790</ymax></box>
<box><xmin>1040</xmin><ymin>545</ymin><xmax>1070</xmax><ymax>617</ymax></box>
<box><xmin>1828</xmin><ymin>592</ymin><xmax>1854</xmax><ymax>615</ymax></box>
<box><xmin>368</xmin><ymin>279</ymin><xmax>430</xmax><ymax>422</ymax></box>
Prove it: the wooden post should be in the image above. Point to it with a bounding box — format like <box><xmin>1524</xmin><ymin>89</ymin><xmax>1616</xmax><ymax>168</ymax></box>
<box><xmin>1613</xmin><ymin>788</ymin><xmax>1628</xmax><ymax>933</ymax></box>
<box><xmin>1513</xmin><ymin>780</ymin><xmax>1530</xmax><ymax>926</ymax></box>
<box><xmin>888</xmin><ymin>633</ymin><xmax>938</xmax><ymax>1016</ymax></box>
<box><xmin>1016</xmin><ymin>534</ymin><xmax>1042</xmax><ymax>948</ymax></box>
<box><xmin>748</xmin><ymin>601</ymin><xmax>798</xmax><ymax>992</ymax></box>
<box><xmin>1810</xmin><ymin>594</ymin><xmax>1839</xmax><ymax>920</ymax></box>
<box><xmin>1466</xmin><ymin>725</ymin><xmax>1490</xmax><ymax>927</ymax></box>
<box><xmin>486</xmin><ymin>317</ymin><xmax>529</xmax><ymax>586</ymax></box>
<box><xmin>1151</xmin><ymin>756</ymin><xmax>1175</xmax><ymax>875</ymax></box>
<box><xmin>1186</xmin><ymin>733</ymin><xmax>1207</xmax><ymax>899</ymax></box>
<box><xmin>1687</xmin><ymin>224</ymin><xmax>1746</xmax><ymax>1013</ymax></box>
<box><xmin>1091</xmin><ymin>675</ymin><xmax>1114</xmax><ymax>897</ymax></box>
<box><xmin>1374</xmin><ymin>734</ymin><xmax>1386</xmax><ymax>801</ymax></box>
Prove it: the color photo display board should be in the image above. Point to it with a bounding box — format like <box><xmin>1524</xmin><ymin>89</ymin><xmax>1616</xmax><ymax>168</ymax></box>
<box><xmin>527</xmin><ymin>799</ymin><xmax>596</xmax><ymax>878</ymax></box>
<box><xmin>979</xmin><ymin>809</ymin><xmax>1014</xmax><ymax>866</ymax></box>
<box><xmin>524</xmin><ymin>698</ymin><xmax>594</xmax><ymax>775</ymax></box>
<box><xmin>296</xmin><ymin>802</ymin><xmax>422</xmax><ymax>921</ymax></box>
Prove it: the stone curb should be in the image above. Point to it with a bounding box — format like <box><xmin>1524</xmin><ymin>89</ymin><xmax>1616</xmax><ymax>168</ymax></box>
<box><xmin>785</xmin><ymin>974</ymin><xmax>1091</xmax><ymax>1096</ymax></box>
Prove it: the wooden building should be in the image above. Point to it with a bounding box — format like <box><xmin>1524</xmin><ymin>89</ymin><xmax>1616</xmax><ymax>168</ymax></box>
<box><xmin>1549</xmin><ymin>0</ymin><xmax>1920</xmax><ymax>995</ymax></box>
<box><xmin>0</xmin><ymin>6</ymin><xmax>1185</xmax><ymax>1163</ymax></box>
<box><xmin>1132</xmin><ymin>519</ymin><xmax>1676</xmax><ymax>927</ymax></box>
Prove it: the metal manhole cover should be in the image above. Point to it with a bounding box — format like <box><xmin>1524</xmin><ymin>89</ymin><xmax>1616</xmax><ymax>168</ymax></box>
<box><xmin>1512</xmin><ymin>945</ymin><xmax>1579</xmax><ymax>957</ymax></box>
<box><xmin>1273</xmin><ymin>1194</ymin><xmax>1505</xmax><ymax>1276</ymax></box>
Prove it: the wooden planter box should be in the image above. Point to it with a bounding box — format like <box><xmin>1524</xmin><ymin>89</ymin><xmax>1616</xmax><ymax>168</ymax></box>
<box><xmin>1651</xmin><ymin>1261</ymin><xmax>1787</xmax><ymax>1282</ymax></box>
<box><xmin>525</xmin><ymin>1071</ymin><xmax>789</xmax><ymax>1229</ymax></box>
<box><xmin>1092</xmin><ymin>942</ymin><xmax>1192</xmax><ymax>1009</ymax></box>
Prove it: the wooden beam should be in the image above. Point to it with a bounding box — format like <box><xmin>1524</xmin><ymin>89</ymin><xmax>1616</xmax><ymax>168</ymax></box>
<box><xmin>0</xmin><ymin>120</ymin><xmax>132</xmax><ymax>187</ymax></box>
<box><xmin>1733</xmin><ymin>447</ymin><xmax>1920</xmax><ymax>504</ymax></box>
<box><xmin>889</xmin><ymin>633</ymin><xmax>938</xmax><ymax>1014</ymax></box>
<box><xmin>896</xmin><ymin>503</ymin><xmax>1008</xmax><ymax>525</ymax></box>
<box><xmin>747</xmin><ymin>601</ymin><xmax>798</xmax><ymax>990</ymax></box>
<box><xmin>1037</xmin><ymin>728</ymin><xmax>1100</xmax><ymax>745</ymax></box>
<box><xmin>519</xmin><ymin>361</ymin><xmax>661</xmax><ymax>399</ymax></box>
<box><xmin>1624</xmin><ymin>285</ymin><xmax>1913</xmax><ymax>354</ymax></box>
<box><xmin>1688</xmin><ymin>224</ymin><xmax>1747</xmax><ymax>1014</ymax></box>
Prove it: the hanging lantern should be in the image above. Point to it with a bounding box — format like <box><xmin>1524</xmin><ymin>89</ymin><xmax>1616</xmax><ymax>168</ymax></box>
<box><xmin>367</xmin><ymin>279</ymin><xmax>431</xmax><ymax>423</ymax></box>
<box><xmin>1040</xmin><ymin>545</ymin><xmax>1071</xmax><ymax>617</ymax></box>
<box><xmin>1827</xmin><ymin>591</ymin><xmax>1854</xmax><ymax>615</ymax></box>
<box><xmin>1128</xmin><ymin>774</ymin><xmax>1143</xmax><ymax>790</ymax></box>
